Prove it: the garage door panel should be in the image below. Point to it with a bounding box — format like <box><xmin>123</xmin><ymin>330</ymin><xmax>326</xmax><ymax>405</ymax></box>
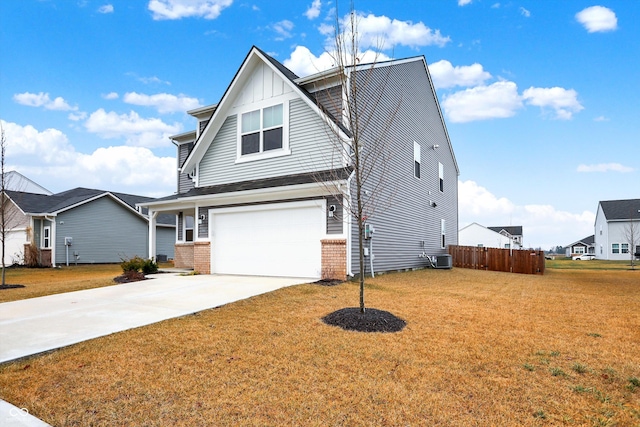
<box><xmin>211</xmin><ymin>202</ymin><xmax>323</xmax><ymax>278</ymax></box>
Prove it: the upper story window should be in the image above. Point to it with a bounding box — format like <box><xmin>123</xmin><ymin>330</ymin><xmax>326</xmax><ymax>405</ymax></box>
<box><xmin>413</xmin><ymin>141</ymin><xmax>421</xmax><ymax>179</ymax></box>
<box><xmin>438</xmin><ymin>162</ymin><xmax>444</xmax><ymax>192</ymax></box>
<box><xmin>241</xmin><ymin>104</ymin><xmax>283</xmax><ymax>156</ymax></box>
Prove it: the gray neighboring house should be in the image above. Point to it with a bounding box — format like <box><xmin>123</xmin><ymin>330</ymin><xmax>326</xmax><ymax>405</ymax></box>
<box><xmin>140</xmin><ymin>46</ymin><xmax>459</xmax><ymax>279</ymax></box>
<box><xmin>565</xmin><ymin>235</ymin><xmax>595</xmax><ymax>257</ymax></box>
<box><xmin>594</xmin><ymin>198</ymin><xmax>640</xmax><ymax>260</ymax></box>
<box><xmin>4</xmin><ymin>187</ymin><xmax>175</xmax><ymax>266</ymax></box>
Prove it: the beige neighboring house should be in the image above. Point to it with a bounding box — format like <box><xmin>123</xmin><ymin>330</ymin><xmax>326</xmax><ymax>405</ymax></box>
<box><xmin>2</xmin><ymin>172</ymin><xmax>52</xmax><ymax>266</ymax></box>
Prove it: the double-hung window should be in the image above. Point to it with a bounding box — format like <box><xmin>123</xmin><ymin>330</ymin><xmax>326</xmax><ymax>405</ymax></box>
<box><xmin>621</xmin><ymin>243</ymin><xmax>629</xmax><ymax>254</ymax></box>
<box><xmin>438</xmin><ymin>162</ymin><xmax>444</xmax><ymax>192</ymax></box>
<box><xmin>612</xmin><ymin>243</ymin><xmax>619</xmax><ymax>254</ymax></box>
<box><xmin>413</xmin><ymin>142</ymin><xmax>421</xmax><ymax>178</ymax></box>
<box><xmin>43</xmin><ymin>226</ymin><xmax>51</xmax><ymax>249</ymax></box>
<box><xmin>241</xmin><ymin>104</ymin><xmax>283</xmax><ymax>156</ymax></box>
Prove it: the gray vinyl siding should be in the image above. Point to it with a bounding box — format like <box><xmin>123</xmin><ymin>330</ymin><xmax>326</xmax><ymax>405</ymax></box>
<box><xmin>178</xmin><ymin>142</ymin><xmax>195</xmax><ymax>194</ymax></box>
<box><xmin>54</xmin><ymin>196</ymin><xmax>149</xmax><ymax>264</ymax></box>
<box><xmin>314</xmin><ymin>85</ymin><xmax>343</xmax><ymax>122</ymax></box>
<box><xmin>326</xmin><ymin>195</ymin><xmax>343</xmax><ymax>234</ymax></box>
<box><xmin>197</xmin><ymin>98</ymin><xmax>340</xmax><ymax>187</ymax></box>
<box><xmin>348</xmin><ymin>60</ymin><xmax>458</xmax><ymax>275</ymax></box>
<box><xmin>156</xmin><ymin>227</ymin><xmax>175</xmax><ymax>259</ymax></box>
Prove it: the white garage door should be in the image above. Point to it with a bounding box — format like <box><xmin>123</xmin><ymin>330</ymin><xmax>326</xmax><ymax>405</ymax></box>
<box><xmin>211</xmin><ymin>200</ymin><xmax>324</xmax><ymax>278</ymax></box>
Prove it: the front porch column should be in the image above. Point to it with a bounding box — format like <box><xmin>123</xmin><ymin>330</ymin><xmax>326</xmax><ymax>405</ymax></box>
<box><xmin>148</xmin><ymin>210</ymin><xmax>157</xmax><ymax>260</ymax></box>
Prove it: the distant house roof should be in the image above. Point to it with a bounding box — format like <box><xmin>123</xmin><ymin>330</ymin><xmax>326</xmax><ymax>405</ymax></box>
<box><xmin>488</xmin><ymin>226</ymin><xmax>523</xmax><ymax>236</ymax></box>
<box><xmin>5</xmin><ymin>188</ymin><xmax>175</xmax><ymax>226</ymax></box>
<box><xmin>599</xmin><ymin>199</ymin><xmax>640</xmax><ymax>221</ymax></box>
<box><xmin>567</xmin><ymin>235</ymin><xmax>595</xmax><ymax>247</ymax></box>
<box><xmin>4</xmin><ymin>171</ymin><xmax>52</xmax><ymax>195</ymax></box>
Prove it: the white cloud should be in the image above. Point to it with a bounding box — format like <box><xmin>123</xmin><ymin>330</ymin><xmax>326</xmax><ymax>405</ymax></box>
<box><xmin>283</xmin><ymin>45</ymin><xmax>392</xmax><ymax>77</ymax></box>
<box><xmin>273</xmin><ymin>20</ymin><xmax>294</xmax><ymax>40</ymax></box>
<box><xmin>428</xmin><ymin>60</ymin><xmax>492</xmax><ymax>89</ymax></box>
<box><xmin>148</xmin><ymin>0</ymin><xmax>233</xmax><ymax>20</ymax></box>
<box><xmin>519</xmin><ymin>7</ymin><xmax>530</xmax><ymax>17</ymax></box>
<box><xmin>577</xmin><ymin>163</ymin><xmax>634</xmax><ymax>173</ymax></box>
<box><xmin>68</xmin><ymin>112</ymin><xmax>88</xmax><ymax>121</ymax></box>
<box><xmin>576</xmin><ymin>6</ymin><xmax>617</xmax><ymax>33</ymax></box>
<box><xmin>13</xmin><ymin>92</ymin><xmax>77</xmax><ymax>111</ymax></box>
<box><xmin>458</xmin><ymin>0</ymin><xmax>472</xmax><ymax>6</ymax></box>
<box><xmin>84</xmin><ymin>109</ymin><xmax>182</xmax><ymax>148</ymax></box>
<box><xmin>98</xmin><ymin>4</ymin><xmax>114</xmax><ymax>13</ymax></box>
<box><xmin>103</xmin><ymin>92</ymin><xmax>119</xmax><ymax>100</ymax></box>
<box><xmin>522</xmin><ymin>86</ymin><xmax>583</xmax><ymax>120</ymax></box>
<box><xmin>442</xmin><ymin>81</ymin><xmax>522</xmax><ymax>123</ymax></box>
<box><xmin>350</xmin><ymin>13</ymin><xmax>451</xmax><ymax>49</ymax></box>
<box><xmin>459</xmin><ymin>180</ymin><xmax>596</xmax><ymax>249</ymax></box>
<box><xmin>305</xmin><ymin>0</ymin><xmax>321</xmax><ymax>20</ymax></box>
<box><xmin>123</xmin><ymin>92</ymin><xmax>202</xmax><ymax>113</ymax></box>
<box><xmin>2</xmin><ymin>120</ymin><xmax>176</xmax><ymax>197</ymax></box>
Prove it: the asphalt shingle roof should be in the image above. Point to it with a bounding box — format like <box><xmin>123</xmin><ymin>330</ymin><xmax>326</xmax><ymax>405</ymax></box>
<box><xmin>6</xmin><ymin>188</ymin><xmax>175</xmax><ymax>226</ymax></box>
<box><xmin>488</xmin><ymin>226</ymin><xmax>523</xmax><ymax>236</ymax></box>
<box><xmin>600</xmin><ymin>199</ymin><xmax>640</xmax><ymax>221</ymax></box>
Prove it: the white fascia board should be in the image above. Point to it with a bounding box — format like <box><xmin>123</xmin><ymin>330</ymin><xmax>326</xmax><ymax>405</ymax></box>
<box><xmin>187</xmin><ymin>103</ymin><xmax>218</xmax><ymax>118</ymax></box>
<box><xmin>170</xmin><ymin>130</ymin><xmax>196</xmax><ymax>144</ymax></box>
<box><xmin>182</xmin><ymin>47</ymin><xmax>352</xmax><ymax>174</ymax></box>
<box><xmin>141</xmin><ymin>180</ymin><xmax>346</xmax><ymax>212</ymax></box>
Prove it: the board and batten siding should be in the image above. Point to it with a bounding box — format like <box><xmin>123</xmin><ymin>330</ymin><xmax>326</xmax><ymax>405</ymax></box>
<box><xmin>348</xmin><ymin>59</ymin><xmax>458</xmax><ymax>275</ymax></box>
<box><xmin>54</xmin><ymin>196</ymin><xmax>149</xmax><ymax>264</ymax></box>
<box><xmin>198</xmin><ymin>98</ymin><xmax>340</xmax><ymax>187</ymax></box>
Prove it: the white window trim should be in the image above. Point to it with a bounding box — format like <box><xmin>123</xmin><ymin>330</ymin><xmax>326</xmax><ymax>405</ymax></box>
<box><xmin>438</xmin><ymin>162</ymin><xmax>444</xmax><ymax>193</ymax></box>
<box><xmin>235</xmin><ymin>98</ymin><xmax>292</xmax><ymax>164</ymax></box>
<box><xmin>441</xmin><ymin>219</ymin><xmax>446</xmax><ymax>249</ymax></box>
<box><xmin>42</xmin><ymin>225</ymin><xmax>51</xmax><ymax>249</ymax></box>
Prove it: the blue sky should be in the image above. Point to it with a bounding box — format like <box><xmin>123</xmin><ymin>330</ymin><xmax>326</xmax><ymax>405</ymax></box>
<box><xmin>1</xmin><ymin>0</ymin><xmax>638</xmax><ymax>250</ymax></box>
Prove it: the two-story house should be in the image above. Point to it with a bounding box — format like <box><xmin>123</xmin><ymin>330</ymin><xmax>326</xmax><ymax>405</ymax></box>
<box><xmin>140</xmin><ymin>46</ymin><xmax>459</xmax><ymax>280</ymax></box>
<box><xmin>594</xmin><ymin>198</ymin><xmax>640</xmax><ymax>260</ymax></box>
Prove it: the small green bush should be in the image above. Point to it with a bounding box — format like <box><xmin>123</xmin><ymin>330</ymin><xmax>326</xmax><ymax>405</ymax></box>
<box><xmin>120</xmin><ymin>256</ymin><xmax>158</xmax><ymax>275</ymax></box>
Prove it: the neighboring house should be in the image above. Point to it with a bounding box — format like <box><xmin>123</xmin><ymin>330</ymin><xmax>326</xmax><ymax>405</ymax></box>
<box><xmin>565</xmin><ymin>235</ymin><xmax>595</xmax><ymax>257</ymax></box>
<box><xmin>487</xmin><ymin>226</ymin><xmax>523</xmax><ymax>249</ymax></box>
<box><xmin>4</xmin><ymin>171</ymin><xmax>52</xmax><ymax>195</ymax></box>
<box><xmin>459</xmin><ymin>222</ymin><xmax>518</xmax><ymax>249</ymax></box>
<box><xmin>139</xmin><ymin>46</ymin><xmax>459</xmax><ymax>279</ymax></box>
<box><xmin>4</xmin><ymin>187</ymin><xmax>175</xmax><ymax>266</ymax></box>
<box><xmin>594</xmin><ymin>198</ymin><xmax>640</xmax><ymax>260</ymax></box>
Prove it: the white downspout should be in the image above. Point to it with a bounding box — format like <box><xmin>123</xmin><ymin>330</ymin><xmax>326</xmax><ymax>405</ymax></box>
<box><xmin>345</xmin><ymin>170</ymin><xmax>355</xmax><ymax>277</ymax></box>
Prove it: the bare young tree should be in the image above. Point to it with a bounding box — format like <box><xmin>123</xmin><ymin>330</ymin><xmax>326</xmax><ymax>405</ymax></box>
<box><xmin>0</xmin><ymin>124</ymin><xmax>28</xmax><ymax>289</ymax></box>
<box><xmin>623</xmin><ymin>210</ymin><xmax>640</xmax><ymax>270</ymax></box>
<box><xmin>311</xmin><ymin>3</ymin><xmax>401</xmax><ymax>313</ymax></box>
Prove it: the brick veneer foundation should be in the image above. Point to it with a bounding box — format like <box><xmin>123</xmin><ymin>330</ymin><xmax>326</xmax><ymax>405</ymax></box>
<box><xmin>321</xmin><ymin>239</ymin><xmax>347</xmax><ymax>280</ymax></box>
<box><xmin>194</xmin><ymin>241</ymin><xmax>211</xmax><ymax>274</ymax></box>
<box><xmin>174</xmin><ymin>243</ymin><xmax>194</xmax><ymax>269</ymax></box>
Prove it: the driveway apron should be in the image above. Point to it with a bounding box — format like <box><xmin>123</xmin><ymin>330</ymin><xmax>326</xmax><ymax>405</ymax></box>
<box><xmin>0</xmin><ymin>273</ymin><xmax>310</xmax><ymax>364</ymax></box>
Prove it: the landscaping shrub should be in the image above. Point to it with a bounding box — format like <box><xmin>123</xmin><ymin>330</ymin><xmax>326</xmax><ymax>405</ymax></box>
<box><xmin>120</xmin><ymin>256</ymin><xmax>158</xmax><ymax>275</ymax></box>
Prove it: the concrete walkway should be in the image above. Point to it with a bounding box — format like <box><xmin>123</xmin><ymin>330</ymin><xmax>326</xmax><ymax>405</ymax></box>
<box><xmin>0</xmin><ymin>272</ymin><xmax>312</xmax><ymax>425</ymax></box>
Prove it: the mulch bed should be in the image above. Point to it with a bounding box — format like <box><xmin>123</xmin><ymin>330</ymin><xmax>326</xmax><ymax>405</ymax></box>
<box><xmin>313</xmin><ymin>279</ymin><xmax>344</xmax><ymax>286</ymax></box>
<box><xmin>0</xmin><ymin>284</ymin><xmax>26</xmax><ymax>290</ymax></box>
<box><xmin>113</xmin><ymin>271</ymin><xmax>147</xmax><ymax>283</ymax></box>
<box><xmin>322</xmin><ymin>307</ymin><xmax>407</xmax><ymax>333</ymax></box>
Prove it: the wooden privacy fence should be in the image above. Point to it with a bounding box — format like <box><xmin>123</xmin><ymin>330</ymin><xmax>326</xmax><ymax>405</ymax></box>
<box><xmin>448</xmin><ymin>245</ymin><xmax>545</xmax><ymax>275</ymax></box>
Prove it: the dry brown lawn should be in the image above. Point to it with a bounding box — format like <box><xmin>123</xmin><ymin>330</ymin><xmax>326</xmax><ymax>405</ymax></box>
<box><xmin>0</xmin><ymin>265</ymin><xmax>122</xmax><ymax>303</ymax></box>
<box><xmin>1</xmin><ymin>267</ymin><xmax>639</xmax><ymax>426</ymax></box>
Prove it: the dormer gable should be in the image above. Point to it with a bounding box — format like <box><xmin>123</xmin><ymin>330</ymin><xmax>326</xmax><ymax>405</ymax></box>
<box><xmin>181</xmin><ymin>46</ymin><xmax>350</xmax><ymax>176</ymax></box>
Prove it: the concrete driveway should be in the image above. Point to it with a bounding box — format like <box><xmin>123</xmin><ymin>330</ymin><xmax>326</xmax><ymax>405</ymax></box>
<box><xmin>0</xmin><ymin>273</ymin><xmax>311</xmax><ymax>364</ymax></box>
